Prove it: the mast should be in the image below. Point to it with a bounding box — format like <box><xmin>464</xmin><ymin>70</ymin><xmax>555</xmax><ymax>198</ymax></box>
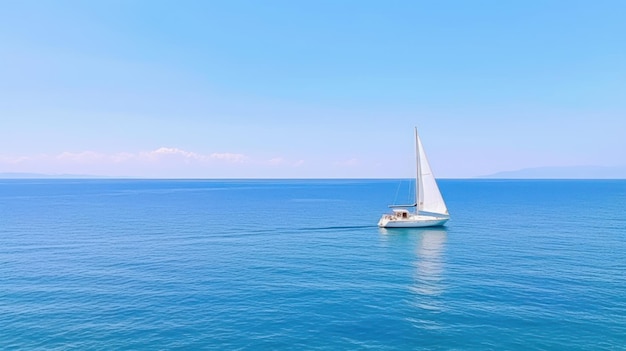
<box><xmin>414</xmin><ymin>127</ymin><xmax>421</xmax><ymax>215</ymax></box>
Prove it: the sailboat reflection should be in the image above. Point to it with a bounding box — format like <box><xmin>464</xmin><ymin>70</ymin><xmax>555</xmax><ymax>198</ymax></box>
<box><xmin>379</xmin><ymin>227</ymin><xmax>448</xmax><ymax>311</ymax></box>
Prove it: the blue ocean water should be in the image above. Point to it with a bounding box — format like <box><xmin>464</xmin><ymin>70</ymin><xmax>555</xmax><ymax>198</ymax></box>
<box><xmin>1</xmin><ymin>179</ymin><xmax>625</xmax><ymax>350</ymax></box>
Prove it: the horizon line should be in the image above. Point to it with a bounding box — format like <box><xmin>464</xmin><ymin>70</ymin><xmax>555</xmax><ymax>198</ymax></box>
<box><xmin>1</xmin><ymin>176</ymin><xmax>625</xmax><ymax>181</ymax></box>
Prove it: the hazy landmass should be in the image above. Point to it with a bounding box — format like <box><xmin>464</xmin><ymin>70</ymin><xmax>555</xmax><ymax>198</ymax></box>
<box><xmin>481</xmin><ymin>166</ymin><xmax>626</xmax><ymax>179</ymax></box>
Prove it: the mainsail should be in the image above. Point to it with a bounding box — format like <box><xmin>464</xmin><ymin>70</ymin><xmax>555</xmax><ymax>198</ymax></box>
<box><xmin>416</xmin><ymin>130</ymin><xmax>448</xmax><ymax>215</ymax></box>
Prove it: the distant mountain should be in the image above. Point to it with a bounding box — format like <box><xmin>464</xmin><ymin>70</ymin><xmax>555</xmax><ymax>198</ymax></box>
<box><xmin>0</xmin><ymin>172</ymin><xmax>109</xmax><ymax>179</ymax></box>
<box><xmin>481</xmin><ymin>166</ymin><xmax>626</xmax><ymax>179</ymax></box>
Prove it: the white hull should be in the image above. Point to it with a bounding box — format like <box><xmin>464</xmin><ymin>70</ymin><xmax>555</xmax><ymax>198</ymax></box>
<box><xmin>378</xmin><ymin>214</ymin><xmax>449</xmax><ymax>228</ymax></box>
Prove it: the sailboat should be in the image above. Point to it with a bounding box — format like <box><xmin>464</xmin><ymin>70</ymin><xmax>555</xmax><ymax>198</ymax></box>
<box><xmin>378</xmin><ymin>127</ymin><xmax>450</xmax><ymax>228</ymax></box>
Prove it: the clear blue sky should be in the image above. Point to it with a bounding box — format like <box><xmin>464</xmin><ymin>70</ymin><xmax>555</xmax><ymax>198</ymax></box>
<box><xmin>1</xmin><ymin>0</ymin><xmax>624</xmax><ymax>178</ymax></box>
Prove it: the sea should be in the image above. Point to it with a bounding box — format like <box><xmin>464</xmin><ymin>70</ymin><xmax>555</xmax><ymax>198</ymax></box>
<box><xmin>1</xmin><ymin>179</ymin><xmax>625</xmax><ymax>350</ymax></box>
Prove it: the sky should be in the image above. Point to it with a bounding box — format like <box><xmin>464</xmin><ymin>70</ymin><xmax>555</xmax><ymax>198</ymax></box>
<box><xmin>1</xmin><ymin>0</ymin><xmax>625</xmax><ymax>178</ymax></box>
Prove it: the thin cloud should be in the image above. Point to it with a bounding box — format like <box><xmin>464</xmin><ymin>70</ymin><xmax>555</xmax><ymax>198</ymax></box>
<box><xmin>111</xmin><ymin>152</ymin><xmax>134</xmax><ymax>163</ymax></box>
<box><xmin>268</xmin><ymin>157</ymin><xmax>285</xmax><ymax>165</ymax></box>
<box><xmin>0</xmin><ymin>147</ymin><xmax>248</xmax><ymax>165</ymax></box>
<box><xmin>210</xmin><ymin>152</ymin><xmax>247</xmax><ymax>163</ymax></box>
<box><xmin>0</xmin><ymin>155</ymin><xmax>32</xmax><ymax>164</ymax></box>
<box><xmin>56</xmin><ymin>151</ymin><xmax>107</xmax><ymax>162</ymax></box>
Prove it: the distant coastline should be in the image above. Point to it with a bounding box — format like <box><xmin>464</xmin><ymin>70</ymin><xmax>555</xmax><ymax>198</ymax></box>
<box><xmin>479</xmin><ymin>166</ymin><xmax>626</xmax><ymax>179</ymax></box>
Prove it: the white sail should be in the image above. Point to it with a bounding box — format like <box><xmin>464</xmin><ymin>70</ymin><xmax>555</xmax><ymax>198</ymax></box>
<box><xmin>416</xmin><ymin>132</ymin><xmax>448</xmax><ymax>216</ymax></box>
